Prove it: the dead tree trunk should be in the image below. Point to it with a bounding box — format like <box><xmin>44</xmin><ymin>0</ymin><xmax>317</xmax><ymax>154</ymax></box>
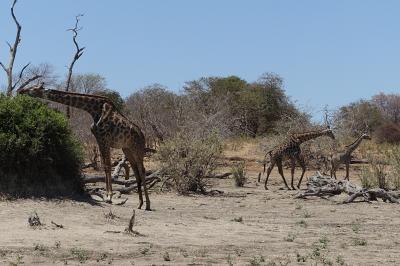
<box><xmin>65</xmin><ymin>14</ymin><xmax>85</xmax><ymax>118</ymax></box>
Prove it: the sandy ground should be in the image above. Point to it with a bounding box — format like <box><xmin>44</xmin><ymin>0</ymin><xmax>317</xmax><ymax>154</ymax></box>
<box><xmin>1</xmin><ymin>141</ymin><xmax>399</xmax><ymax>265</ymax></box>
<box><xmin>1</xmin><ymin>162</ymin><xmax>400</xmax><ymax>266</ymax></box>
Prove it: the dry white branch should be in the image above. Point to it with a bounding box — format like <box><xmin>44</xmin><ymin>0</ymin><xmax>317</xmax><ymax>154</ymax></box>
<box><xmin>296</xmin><ymin>173</ymin><xmax>400</xmax><ymax>204</ymax></box>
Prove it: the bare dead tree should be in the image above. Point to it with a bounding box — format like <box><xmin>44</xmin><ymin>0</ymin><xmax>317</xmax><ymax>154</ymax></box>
<box><xmin>65</xmin><ymin>14</ymin><xmax>85</xmax><ymax>118</ymax></box>
<box><xmin>0</xmin><ymin>0</ymin><xmax>42</xmax><ymax>96</ymax></box>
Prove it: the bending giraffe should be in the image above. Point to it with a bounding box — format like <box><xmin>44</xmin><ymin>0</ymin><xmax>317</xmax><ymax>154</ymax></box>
<box><xmin>262</xmin><ymin>128</ymin><xmax>335</xmax><ymax>190</ymax></box>
<box><xmin>330</xmin><ymin>133</ymin><xmax>371</xmax><ymax>180</ymax></box>
<box><xmin>18</xmin><ymin>85</ymin><xmax>151</xmax><ymax>210</ymax></box>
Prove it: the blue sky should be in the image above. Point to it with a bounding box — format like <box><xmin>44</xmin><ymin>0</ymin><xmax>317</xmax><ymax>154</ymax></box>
<box><xmin>1</xmin><ymin>1</ymin><xmax>399</xmax><ymax>120</ymax></box>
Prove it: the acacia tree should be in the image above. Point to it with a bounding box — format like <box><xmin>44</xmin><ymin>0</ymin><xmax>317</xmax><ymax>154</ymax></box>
<box><xmin>0</xmin><ymin>0</ymin><xmax>42</xmax><ymax>96</ymax></box>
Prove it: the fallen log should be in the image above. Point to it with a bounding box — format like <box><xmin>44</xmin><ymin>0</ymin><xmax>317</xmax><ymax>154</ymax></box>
<box><xmin>206</xmin><ymin>172</ymin><xmax>232</xmax><ymax>179</ymax></box>
<box><xmin>83</xmin><ymin>169</ymin><xmax>155</xmax><ymax>185</ymax></box>
<box><xmin>296</xmin><ymin>173</ymin><xmax>400</xmax><ymax>204</ymax></box>
<box><xmin>117</xmin><ymin>171</ymin><xmax>163</xmax><ymax>194</ymax></box>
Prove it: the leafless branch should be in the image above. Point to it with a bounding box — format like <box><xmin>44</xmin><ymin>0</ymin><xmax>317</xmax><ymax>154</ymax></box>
<box><xmin>17</xmin><ymin>74</ymin><xmax>42</xmax><ymax>90</ymax></box>
<box><xmin>65</xmin><ymin>14</ymin><xmax>85</xmax><ymax>118</ymax></box>
<box><xmin>2</xmin><ymin>0</ymin><xmax>22</xmax><ymax>96</ymax></box>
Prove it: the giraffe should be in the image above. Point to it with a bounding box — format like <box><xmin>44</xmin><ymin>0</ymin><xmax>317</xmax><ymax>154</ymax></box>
<box><xmin>262</xmin><ymin>128</ymin><xmax>335</xmax><ymax>190</ymax></box>
<box><xmin>18</xmin><ymin>84</ymin><xmax>151</xmax><ymax>210</ymax></box>
<box><xmin>330</xmin><ymin>133</ymin><xmax>371</xmax><ymax>180</ymax></box>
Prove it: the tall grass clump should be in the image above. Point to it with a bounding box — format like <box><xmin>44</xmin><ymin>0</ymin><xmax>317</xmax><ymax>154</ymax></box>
<box><xmin>0</xmin><ymin>94</ymin><xmax>84</xmax><ymax>198</ymax></box>
<box><xmin>387</xmin><ymin>145</ymin><xmax>400</xmax><ymax>189</ymax></box>
<box><xmin>157</xmin><ymin>131</ymin><xmax>223</xmax><ymax>194</ymax></box>
<box><xmin>232</xmin><ymin>161</ymin><xmax>246</xmax><ymax>187</ymax></box>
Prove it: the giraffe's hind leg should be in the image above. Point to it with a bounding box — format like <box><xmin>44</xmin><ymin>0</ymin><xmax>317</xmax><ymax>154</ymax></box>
<box><xmin>123</xmin><ymin>149</ymin><xmax>144</xmax><ymax>209</ymax></box>
<box><xmin>123</xmin><ymin>148</ymin><xmax>151</xmax><ymax>211</ymax></box>
<box><xmin>345</xmin><ymin>162</ymin><xmax>350</xmax><ymax>180</ymax></box>
<box><xmin>276</xmin><ymin>159</ymin><xmax>290</xmax><ymax>190</ymax></box>
<box><xmin>264</xmin><ymin>160</ymin><xmax>276</xmax><ymax>190</ymax></box>
<box><xmin>296</xmin><ymin>154</ymin><xmax>306</xmax><ymax>189</ymax></box>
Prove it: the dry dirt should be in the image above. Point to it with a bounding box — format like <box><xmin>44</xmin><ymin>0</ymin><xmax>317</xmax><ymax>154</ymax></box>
<box><xmin>1</xmin><ymin>143</ymin><xmax>400</xmax><ymax>265</ymax></box>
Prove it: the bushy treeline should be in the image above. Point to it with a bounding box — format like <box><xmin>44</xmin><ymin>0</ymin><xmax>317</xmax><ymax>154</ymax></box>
<box><xmin>334</xmin><ymin>92</ymin><xmax>400</xmax><ymax>143</ymax></box>
<box><xmin>125</xmin><ymin>73</ymin><xmax>308</xmax><ymax>147</ymax></box>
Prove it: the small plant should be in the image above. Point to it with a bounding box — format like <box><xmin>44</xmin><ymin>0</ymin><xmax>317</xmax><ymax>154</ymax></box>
<box><xmin>8</xmin><ymin>254</ymin><xmax>24</xmax><ymax>266</ymax></box>
<box><xmin>232</xmin><ymin>216</ymin><xmax>243</xmax><ymax>223</ymax></box>
<box><xmin>232</xmin><ymin>162</ymin><xmax>247</xmax><ymax>187</ymax></box>
<box><xmin>351</xmin><ymin>222</ymin><xmax>360</xmax><ymax>233</ymax></box>
<box><xmin>353</xmin><ymin>238</ymin><xmax>367</xmax><ymax>246</ymax></box>
<box><xmin>104</xmin><ymin>209</ymin><xmax>118</xmax><ymax>220</ymax></box>
<box><xmin>163</xmin><ymin>251</ymin><xmax>171</xmax><ymax>261</ymax></box>
<box><xmin>296</xmin><ymin>252</ymin><xmax>307</xmax><ymax>263</ymax></box>
<box><xmin>226</xmin><ymin>254</ymin><xmax>234</xmax><ymax>266</ymax></box>
<box><xmin>140</xmin><ymin>247</ymin><xmax>150</xmax><ymax>255</ymax></box>
<box><xmin>180</xmin><ymin>249</ymin><xmax>189</xmax><ymax>258</ymax></box>
<box><xmin>297</xmin><ymin>219</ymin><xmax>308</xmax><ymax>228</ymax></box>
<box><xmin>55</xmin><ymin>241</ymin><xmax>61</xmax><ymax>249</ymax></box>
<box><xmin>70</xmin><ymin>247</ymin><xmax>89</xmax><ymax>263</ymax></box>
<box><xmin>295</xmin><ymin>203</ymin><xmax>303</xmax><ymax>210</ymax></box>
<box><xmin>284</xmin><ymin>232</ymin><xmax>296</xmax><ymax>242</ymax></box>
<box><xmin>34</xmin><ymin>243</ymin><xmax>48</xmax><ymax>253</ymax></box>
<box><xmin>249</xmin><ymin>256</ymin><xmax>265</xmax><ymax>266</ymax></box>
<box><xmin>336</xmin><ymin>255</ymin><xmax>346</xmax><ymax>265</ymax></box>
<box><xmin>319</xmin><ymin>236</ymin><xmax>329</xmax><ymax>249</ymax></box>
<box><xmin>302</xmin><ymin>210</ymin><xmax>311</xmax><ymax>218</ymax></box>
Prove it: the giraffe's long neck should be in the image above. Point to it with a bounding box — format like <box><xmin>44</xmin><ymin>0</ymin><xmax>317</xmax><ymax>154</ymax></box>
<box><xmin>346</xmin><ymin>135</ymin><xmax>365</xmax><ymax>154</ymax></box>
<box><xmin>294</xmin><ymin>130</ymin><xmax>330</xmax><ymax>144</ymax></box>
<box><xmin>42</xmin><ymin>89</ymin><xmax>107</xmax><ymax>119</ymax></box>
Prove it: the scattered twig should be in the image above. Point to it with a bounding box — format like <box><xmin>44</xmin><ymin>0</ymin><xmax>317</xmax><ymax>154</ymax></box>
<box><xmin>51</xmin><ymin>221</ymin><xmax>64</xmax><ymax>229</ymax></box>
<box><xmin>125</xmin><ymin>210</ymin><xmax>135</xmax><ymax>233</ymax></box>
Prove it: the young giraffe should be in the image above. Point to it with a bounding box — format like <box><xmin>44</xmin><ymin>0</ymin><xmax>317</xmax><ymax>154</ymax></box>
<box><xmin>330</xmin><ymin>133</ymin><xmax>371</xmax><ymax>180</ymax></box>
<box><xmin>263</xmin><ymin>128</ymin><xmax>335</xmax><ymax>190</ymax></box>
<box><xmin>18</xmin><ymin>85</ymin><xmax>151</xmax><ymax>210</ymax></box>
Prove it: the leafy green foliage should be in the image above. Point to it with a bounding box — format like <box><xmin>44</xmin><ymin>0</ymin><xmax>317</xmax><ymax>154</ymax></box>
<box><xmin>0</xmin><ymin>94</ymin><xmax>84</xmax><ymax>197</ymax></box>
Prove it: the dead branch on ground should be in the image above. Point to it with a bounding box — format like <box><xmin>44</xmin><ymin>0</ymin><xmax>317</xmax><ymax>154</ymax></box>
<box><xmin>296</xmin><ymin>173</ymin><xmax>400</xmax><ymax>203</ymax></box>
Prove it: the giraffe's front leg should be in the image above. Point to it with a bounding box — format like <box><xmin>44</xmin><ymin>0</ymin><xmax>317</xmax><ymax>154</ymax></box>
<box><xmin>290</xmin><ymin>157</ymin><xmax>296</xmax><ymax>190</ymax></box>
<box><xmin>98</xmin><ymin>143</ymin><xmax>113</xmax><ymax>203</ymax></box>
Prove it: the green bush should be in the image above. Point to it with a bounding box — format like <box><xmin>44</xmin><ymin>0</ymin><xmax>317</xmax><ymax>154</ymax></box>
<box><xmin>0</xmin><ymin>94</ymin><xmax>84</xmax><ymax>198</ymax></box>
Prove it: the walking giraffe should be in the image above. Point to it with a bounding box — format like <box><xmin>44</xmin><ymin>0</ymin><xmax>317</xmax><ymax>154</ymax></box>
<box><xmin>330</xmin><ymin>133</ymin><xmax>371</xmax><ymax>180</ymax></box>
<box><xmin>262</xmin><ymin>128</ymin><xmax>335</xmax><ymax>190</ymax></box>
<box><xmin>18</xmin><ymin>84</ymin><xmax>151</xmax><ymax>210</ymax></box>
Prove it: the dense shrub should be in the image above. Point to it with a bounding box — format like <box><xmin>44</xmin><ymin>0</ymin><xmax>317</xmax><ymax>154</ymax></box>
<box><xmin>374</xmin><ymin>123</ymin><xmax>400</xmax><ymax>144</ymax></box>
<box><xmin>157</xmin><ymin>131</ymin><xmax>223</xmax><ymax>194</ymax></box>
<box><xmin>0</xmin><ymin>94</ymin><xmax>84</xmax><ymax>198</ymax></box>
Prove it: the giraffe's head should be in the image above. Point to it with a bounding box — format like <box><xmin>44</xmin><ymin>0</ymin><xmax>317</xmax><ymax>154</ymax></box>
<box><xmin>361</xmin><ymin>133</ymin><xmax>371</xmax><ymax>140</ymax></box>
<box><xmin>324</xmin><ymin>127</ymin><xmax>335</xmax><ymax>140</ymax></box>
<box><xmin>17</xmin><ymin>84</ymin><xmax>46</xmax><ymax>98</ymax></box>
